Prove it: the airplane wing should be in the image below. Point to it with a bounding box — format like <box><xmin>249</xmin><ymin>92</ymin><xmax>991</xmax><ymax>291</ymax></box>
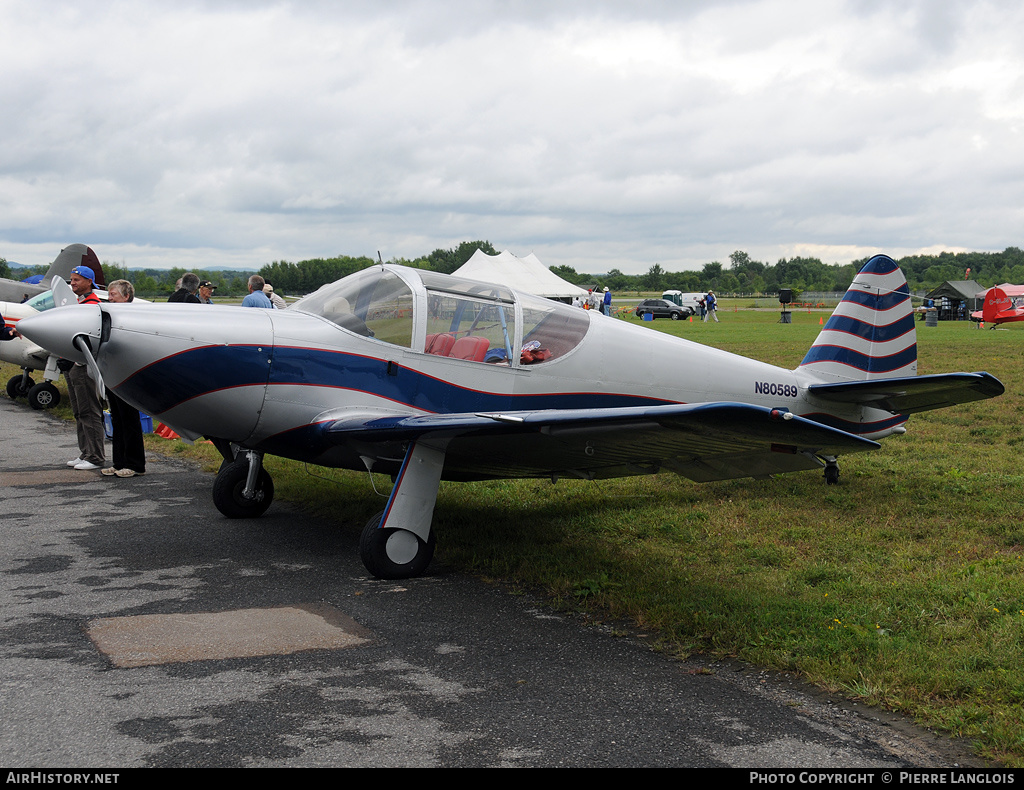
<box><xmin>806</xmin><ymin>372</ymin><xmax>1004</xmax><ymax>415</ymax></box>
<box><xmin>325</xmin><ymin>402</ymin><xmax>880</xmax><ymax>483</ymax></box>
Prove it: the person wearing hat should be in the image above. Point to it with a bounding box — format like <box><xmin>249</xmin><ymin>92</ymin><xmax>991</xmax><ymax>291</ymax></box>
<box><xmin>602</xmin><ymin>286</ymin><xmax>612</xmax><ymax>316</ymax></box>
<box><xmin>263</xmin><ymin>281</ymin><xmax>286</xmax><ymax>309</ymax></box>
<box><xmin>703</xmin><ymin>290</ymin><xmax>719</xmax><ymax>323</ymax></box>
<box><xmin>197</xmin><ymin>280</ymin><xmax>216</xmax><ymax>304</ymax></box>
<box><xmin>65</xmin><ymin>265</ymin><xmax>106</xmax><ymax>470</ymax></box>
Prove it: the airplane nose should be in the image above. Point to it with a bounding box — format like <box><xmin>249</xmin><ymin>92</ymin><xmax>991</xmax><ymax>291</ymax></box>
<box><xmin>17</xmin><ymin>304</ymin><xmax>103</xmax><ymax>364</ymax></box>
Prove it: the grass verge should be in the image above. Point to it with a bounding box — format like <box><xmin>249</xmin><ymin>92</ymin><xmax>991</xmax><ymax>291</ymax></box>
<box><xmin>4</xmin><ymin>312</ymin><xmax>1022</xmax><ymax>765</ymax></box>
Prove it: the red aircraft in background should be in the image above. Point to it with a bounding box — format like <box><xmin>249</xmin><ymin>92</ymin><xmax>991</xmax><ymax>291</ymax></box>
<box><xmin>972</xmin><ymin>284</ymin><xmax>1024</xmax><ymax>327</ymax></box>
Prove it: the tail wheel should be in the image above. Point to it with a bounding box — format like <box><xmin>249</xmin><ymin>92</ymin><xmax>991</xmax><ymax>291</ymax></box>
<box><xmin>360</xmin><ymin>510</ymin><xmax>435</xmax><ymax>580</ymax></box>
<box><xmin>212</xmin><ymin>460</ymin><xmax>274</xmax><ymax>518</ymax></box>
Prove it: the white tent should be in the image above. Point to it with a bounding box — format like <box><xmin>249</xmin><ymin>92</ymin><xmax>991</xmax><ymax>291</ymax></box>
<box><xmin>452</xmin><ymin>249</ymin><xmax>588</xmax><ymax>300</ymax></box>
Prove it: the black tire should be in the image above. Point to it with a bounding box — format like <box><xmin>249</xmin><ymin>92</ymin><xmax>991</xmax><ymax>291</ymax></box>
<box><xmin>670</xmin><ymin>311</ymin><xmax>681</xmax><ymax>320</ymax></box>
<box><xmin>7</xmin><ymin>375</ymin><xmax>32</xmax><ymax>399</ymax></box>
<box><xmin>360</xmin><ymin>510</ymin><xmax>436</xmax><ymax>580</ymax></box>
<box><xmin>27</xmin><ymin>382</ymin><xmax>60</xmax><ymax>410</ymax></box>
<box><xmin>212</xmin><ymin>460</ymin><xmax>274</xmax><ymax>518</ymax></box>
<box><xmin>824</xmin><ymin>466</ymin><xmax>839</xmax><ymax>485</ymax></box>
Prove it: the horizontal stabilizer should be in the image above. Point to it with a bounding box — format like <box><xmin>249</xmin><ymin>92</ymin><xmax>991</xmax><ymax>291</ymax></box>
<box><xmin>806</xmin><ymin>372</ymin><xmax>1004</xmax><ymax>414</ymax></box>
<box><xmin>326</xmin><ymin>402</ymin><xmax>880</xmax><ymax>483</ymax></box>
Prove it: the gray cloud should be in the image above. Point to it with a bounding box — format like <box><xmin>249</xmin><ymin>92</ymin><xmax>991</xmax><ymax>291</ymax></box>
<box><xmin>1</xmin><ymin>0</ymin><xmax>1023</xmax><ymax>274</ymax></box>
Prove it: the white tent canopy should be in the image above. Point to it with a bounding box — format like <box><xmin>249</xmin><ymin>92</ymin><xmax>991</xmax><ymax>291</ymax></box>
<box><xmin>452</xmin><ymin>249</ymin><xmax>588</xmax><ymax>300</ymax></box>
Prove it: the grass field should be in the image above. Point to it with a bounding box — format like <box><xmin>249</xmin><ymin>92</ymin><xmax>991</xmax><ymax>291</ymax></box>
<box><xmin>5</xmin><ymin>308</ymin><xmax>1023</xmax><ymax>765</ymax></box>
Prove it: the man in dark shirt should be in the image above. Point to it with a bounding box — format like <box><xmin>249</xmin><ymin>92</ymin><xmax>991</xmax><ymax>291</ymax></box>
<box><xmin>169</xmin><ymin>272</ymin><xmax>201</xmax><ymax>303</ymax></box>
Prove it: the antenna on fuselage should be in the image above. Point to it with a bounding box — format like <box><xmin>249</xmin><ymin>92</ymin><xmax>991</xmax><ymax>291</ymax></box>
<box><xmin>378</xmin><ymin>251</ymin><xmax>384</xmax><ymax>268</ymax></box>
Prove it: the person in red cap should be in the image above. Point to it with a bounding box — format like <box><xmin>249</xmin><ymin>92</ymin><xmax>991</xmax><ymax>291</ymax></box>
<box><xmin>64</xmin><ymin>265</ymin><xmax>106</xmax><ymax>470</ymax></box>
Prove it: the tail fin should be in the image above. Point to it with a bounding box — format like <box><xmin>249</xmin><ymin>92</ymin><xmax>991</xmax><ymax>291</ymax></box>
<box><xmin>43</xmin><ymin>244</ymin><xmax>105</xmax><ymax>288</ymax></box>
<box><xmin>982</xmin><ymin>286</ymin><xmax>1011</xmax><ymax>324</ymax></box>
<box><xmin>798</xmin><ymin>254</ymin><xmax>917</xmax><ymax>382</ymax></box>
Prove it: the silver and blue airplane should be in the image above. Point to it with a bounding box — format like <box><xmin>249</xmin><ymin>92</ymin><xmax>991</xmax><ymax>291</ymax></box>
<box><xmin>18</xmin><ymin>255</ymin><xmax>1003</xmax><ymax>579</ymax></box>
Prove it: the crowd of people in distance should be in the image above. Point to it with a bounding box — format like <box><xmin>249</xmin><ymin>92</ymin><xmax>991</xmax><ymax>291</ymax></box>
<box><xmin>169</xmin><ymin>272</ymin><xmax>285</xmax><ymax>309</ymax></box>
<box><xmin>572</xmin><ymin>286</ymin><xmax>721</xmax><ymax>322</ymax></box>
<box><xmin>572</xmin><ymin>287</ymin><xmax>613</xmax><ymax>316</ymax></box>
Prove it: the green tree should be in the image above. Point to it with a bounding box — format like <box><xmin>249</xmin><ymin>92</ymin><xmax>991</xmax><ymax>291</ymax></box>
<box><xmin>701</xmin><ymin>261</ymin><xmax>723</xmax><ymax>287</ymax></box>
<box><xmin>426</xmin><ymin>240</ymin><xmax>497</xmax><ymax>274</ymax></box>
<box><xmin>643</xmin><ymin>263</ymin><xmax>665</xmax><ymax>292</ymax></box>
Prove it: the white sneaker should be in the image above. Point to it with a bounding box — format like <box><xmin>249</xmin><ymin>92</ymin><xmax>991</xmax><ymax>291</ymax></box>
<box><xmin>67</xmin><ymin>457</ymin><xmax>83</xmax><ymax>467</ymax></box>
<box><xmin>74</xmin><ymin>460</ymin><xmax>100</xmax><ymax>470</ymax></box>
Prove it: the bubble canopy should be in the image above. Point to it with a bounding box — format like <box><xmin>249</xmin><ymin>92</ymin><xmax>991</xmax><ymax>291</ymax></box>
<box><xmin>292</xmin><ymin>265</ymin><xmax>590</xmax><ymax>367</ymax></box>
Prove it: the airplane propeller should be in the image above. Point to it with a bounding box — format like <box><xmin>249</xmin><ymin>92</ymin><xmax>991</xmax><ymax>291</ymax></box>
<box><xmin>73</xmin><ymin>334</ymin><xmax>106</xmax><ymax>402</ymax></box>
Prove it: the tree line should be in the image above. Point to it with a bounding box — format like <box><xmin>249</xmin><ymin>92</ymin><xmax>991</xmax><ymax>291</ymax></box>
<box><xmin>257</xmin><ymin>243</ymin><xmax>1024</xmax><ymax>297</ymax></box>
<box><xmin>5</xmin><ymin>242</ymin><xmax>1023</xmax><ymax>298</ymax></box>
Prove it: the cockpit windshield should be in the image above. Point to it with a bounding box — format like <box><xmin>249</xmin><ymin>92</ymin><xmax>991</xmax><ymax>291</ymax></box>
<box><xmin>517</xmin><ymin>291</ymin><xmax>590</xmax><ymax>365</ymax></box>
<box><xmin>25</xmin><ymin>291</ymin><xmax>55</xmax><ymax>312</ymax></box>
<box><xmin>292</xmin><ymin>267</ymin><xmax>415</xmax><ymax>347</ymax></box>
<box><xmin>292</xmin><ymin>265</ymin><xmax>590</xmax><ymax>365</ymax></box>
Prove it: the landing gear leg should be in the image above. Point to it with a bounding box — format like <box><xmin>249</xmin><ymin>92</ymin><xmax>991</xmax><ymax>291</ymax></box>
<box><xmin>823</xmin><ymin>457</ymin><xmax>839</xmax><ymax>485</ymax></box>
<box><xmin>360</xmin><ymin>439</ymin><xmax>447</xmax><ymax>579</ymax></box>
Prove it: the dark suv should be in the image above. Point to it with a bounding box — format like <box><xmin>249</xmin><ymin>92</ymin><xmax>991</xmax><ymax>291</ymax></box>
<box><xmin>635</xmin><ymin>299</ymin><xmax>691</xmax><ymax>320</ymax></box>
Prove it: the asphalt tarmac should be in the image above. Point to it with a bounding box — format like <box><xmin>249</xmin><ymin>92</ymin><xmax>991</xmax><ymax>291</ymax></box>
<box><xmin>0</xmin><ymin>397</ymin><xmax>990</xmax><ymax>769</ymax></box>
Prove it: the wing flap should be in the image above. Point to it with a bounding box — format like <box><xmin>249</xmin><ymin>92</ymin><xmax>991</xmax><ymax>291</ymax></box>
<box><xmin>807</xmin><ymin>372</ymin><xmax>1004</xmax><ymax>414</ymax></box>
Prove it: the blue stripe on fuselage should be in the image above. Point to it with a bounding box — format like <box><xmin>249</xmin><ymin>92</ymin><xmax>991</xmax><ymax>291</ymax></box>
<box><xmin>116</xmin><ymin>344</ymin><xmax>273</xmax><ymax>413</ymax></box>
<box><xmin>115</xmin><ymin>344</ymin><xmax>675</xmax><ymax>416</ymax></box>
<box><xmin>801</xmin><ymin>411</ymin><xmax>908</xmax><ymax>436</ymax></box>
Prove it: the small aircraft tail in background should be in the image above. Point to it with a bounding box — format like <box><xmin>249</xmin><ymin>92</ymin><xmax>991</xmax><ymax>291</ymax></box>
<box><xmin>978</xmin><ymin>285</ymin><xmax>1024</xmax><ymax>326</ymax></box>
<box><xmin>798</xmin><ymin>254</ymin><xmax>916</xmax><ymax>383</ymax></box>
<box><xmin>44</xmin><ymin>244</ymin><xmax>105</xmax><ymax>288</ymax></box>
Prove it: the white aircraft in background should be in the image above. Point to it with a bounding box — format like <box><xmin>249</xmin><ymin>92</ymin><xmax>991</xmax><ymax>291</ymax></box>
<box><xmin>0</xmin><ymin>244</ymin><xmax>104</xmax><ymax>304</ymax></box>
<box><xmin>19</xmin><ymin>255</ymin><xmax>1003</xmax><ymax>579</ymax></box>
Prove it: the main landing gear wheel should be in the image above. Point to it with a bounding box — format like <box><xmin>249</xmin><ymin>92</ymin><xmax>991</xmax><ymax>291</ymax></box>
<box><xmin>360</xmin><ymin>510</ymin><xmax>436</xmax><ymax>580</ymax></box>
<box><xmin>212</xmin><ymin>460</ymin><xmax>275</xmax><ymax>518</ymax></box>
<box><xmin>27</xmin><ymin>381</ymin><xmax>60</xmax><ymax>410</ymax></box>
<box><xmin>824</xmin><ymin>460</ymin><xmax>840</xmax><ymax>486</ymax></box>
<box><xmin>6</xmin><ymin>375</ymin><xmax>32</xmax><ymax>399</ymax></box>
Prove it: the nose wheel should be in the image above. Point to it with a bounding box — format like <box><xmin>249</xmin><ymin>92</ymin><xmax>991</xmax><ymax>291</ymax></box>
<box><xmin>212</xmin><ymin>453</ymin><xmax>275</xmax><ymax>518</ymax></box>
<box><xmin>28</xmin><ymin>381</ymin><xmax>60</xmax><ymax>410</ymax></box>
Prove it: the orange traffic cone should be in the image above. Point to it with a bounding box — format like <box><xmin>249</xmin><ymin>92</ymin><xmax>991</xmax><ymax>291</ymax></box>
<box><xmin>155</xmin><ymin>423</ymin><xmax>180</xmax><ymax>440</ymax></box>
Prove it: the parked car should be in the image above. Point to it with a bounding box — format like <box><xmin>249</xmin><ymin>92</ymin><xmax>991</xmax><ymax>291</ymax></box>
<box><xmin>635</xmin><ymin>298</ymin><xmax>692</xmax><ymax>320</ymax></box>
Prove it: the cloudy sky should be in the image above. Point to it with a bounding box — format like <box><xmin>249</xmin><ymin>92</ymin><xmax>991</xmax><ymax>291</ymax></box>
<box><xmin>2</xmin><ymin>0</ymin><xmax>1023</xmax><ymax>275</ymax></box>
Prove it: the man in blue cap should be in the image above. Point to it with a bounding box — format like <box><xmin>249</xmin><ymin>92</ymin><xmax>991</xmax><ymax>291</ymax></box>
<box><xmin>64</xmin><ymin>264</ymin><xmax>105</xmax><ymax>470</ymax></box>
